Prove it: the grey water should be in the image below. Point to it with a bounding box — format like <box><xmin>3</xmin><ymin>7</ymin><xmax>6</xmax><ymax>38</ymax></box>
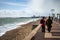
<box><xmin>0</xmin><ymin>17</ymin><xmax>33</xmax><ymax>25</ymax></box>
<box><xmin>0</xmin><ymin>17</ymin><xmax>40</xmax><ymax>36</ymax></box>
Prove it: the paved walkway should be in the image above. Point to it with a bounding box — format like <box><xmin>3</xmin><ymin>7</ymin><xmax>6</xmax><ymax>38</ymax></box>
<box><xmin>31</xmin><ymin>21</ymin><xmax>60</xmax><ymax>40</ymax></box>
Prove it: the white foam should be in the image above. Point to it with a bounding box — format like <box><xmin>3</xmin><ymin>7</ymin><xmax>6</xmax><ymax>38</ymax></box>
<box><xmin>0</xmin><ymin>18</ymin><xmax>40</xmax><ymax>37</ymax></box>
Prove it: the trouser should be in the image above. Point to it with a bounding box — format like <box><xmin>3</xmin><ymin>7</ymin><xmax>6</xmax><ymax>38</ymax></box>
<box><xmin>47</xmin><ymin>25</ymin><xmax>52</xmax><ymax>32</ymax></box>
<box><xmin>42</xmin><ymin>26</ymin><xmax>45</xmax><ymax>32</ymax></box>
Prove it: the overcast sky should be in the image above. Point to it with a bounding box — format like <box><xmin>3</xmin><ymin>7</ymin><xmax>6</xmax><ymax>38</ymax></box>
<box><xmin>0</xmin><ymin>0</ymin><xmax>60</xmax><ymax>17</ymax></box>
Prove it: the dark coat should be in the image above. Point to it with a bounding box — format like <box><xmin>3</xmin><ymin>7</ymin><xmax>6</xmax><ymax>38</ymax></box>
<box><xmin>46</xmin><ymin>18</ymin><xmax>52</xmax><ymax>27</ymax></box>
<box><xmin>40</xmin><ymin>19</ymin><xmax>45</xmax><ymax>26</ymax></box>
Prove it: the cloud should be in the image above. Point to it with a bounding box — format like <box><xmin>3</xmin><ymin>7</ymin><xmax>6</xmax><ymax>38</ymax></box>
<box><xmin>27</xmin><ymin>0</ymin><xmax>44</xmax><ymax>13</ymax></box>
<box><xmin>0</xmin><ymin>9</ymin><xmax>33</xmax><ymax>17</ymax></box>
<box><xmin>0</xmin><ymin>2</ymin><xmax>28</xmax><ymax>6</ymax></box>
<box><xmin>0</xmin><ymin>0</ymin><xmax>48</xmax><ymax>17</ymax></box>
<box><xmin>22</xmin><ymin>0</ymin><xmax>45</xmax><ymax>14</ymax></box>
<box><xmin>0</xmin><ymin>0</ymin><xmax>60</xmax><ymax>17</ymax></box>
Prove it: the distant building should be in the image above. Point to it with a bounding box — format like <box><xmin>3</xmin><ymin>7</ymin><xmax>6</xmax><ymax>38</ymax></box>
<box><xmin>31</xmin><ymin>15</ymin><xmax>40</xmax><ymax>18</ymax></box>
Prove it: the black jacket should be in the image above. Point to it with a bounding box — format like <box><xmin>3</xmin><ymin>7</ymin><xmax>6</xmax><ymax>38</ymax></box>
<box><xmin>46</xmin><ymin>18</ymin><xmax>52</xmax><ymax>26</ymax></box>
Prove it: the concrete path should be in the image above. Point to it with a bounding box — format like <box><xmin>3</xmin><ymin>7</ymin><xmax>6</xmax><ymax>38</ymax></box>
<box><xmin>31</xmin><ymin>21</ymin><xmax>60</xmax><ymax>40</ymax></box>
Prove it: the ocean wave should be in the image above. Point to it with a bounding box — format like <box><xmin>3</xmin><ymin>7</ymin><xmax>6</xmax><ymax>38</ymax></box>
<box><xmin>0</xmin><ymin>18</ymin><xmax>40</xmax><ymax>36</ymax></box>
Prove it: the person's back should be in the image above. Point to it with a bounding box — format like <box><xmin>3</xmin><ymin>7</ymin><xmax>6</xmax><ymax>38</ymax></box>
<box><xmin>40</xmin><ymin>17</ymin><xmax>46</xmax><ymax>32</ymax></box>
<box><xmin>40</xmin><ymin>18</ymin><xmax>45</xmax><ymax>26</ymax></box>
<box><xmin>46</xmin><ymin>18</ymin><xmax>52</xmax><ymax>26</ymax></box>
<box><xmin>46</xmin><ymin>16</ymin><xmax>53</xmax><ymax>32</ymax></box>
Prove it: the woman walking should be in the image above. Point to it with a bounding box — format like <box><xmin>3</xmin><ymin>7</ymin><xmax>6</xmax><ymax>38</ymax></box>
<box><xmin>40</xmin><ymin>17</ymin><xmax>46</xmax><ymax>32</ymax></box>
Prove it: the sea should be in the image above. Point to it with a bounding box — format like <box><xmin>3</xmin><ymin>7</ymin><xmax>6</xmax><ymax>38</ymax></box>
<box><xmin>0</xmin><ymin>17</ymin><xmax>40</xmax><ymax>36</ymax></box>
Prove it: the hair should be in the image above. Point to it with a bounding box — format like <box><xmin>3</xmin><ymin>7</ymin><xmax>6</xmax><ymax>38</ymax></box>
<box><xmin>48</xmin><ymin>16</ymin><xmax>51</xmax><ymax>19</ymax></box>
<box><xmin>43</xmin><ymin>17</ymin><xmax>45</xmax><ymax>19</ymax></box>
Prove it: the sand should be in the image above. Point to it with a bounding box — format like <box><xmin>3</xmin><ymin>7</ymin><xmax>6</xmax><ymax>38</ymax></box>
<box><xmin>0</xmin><ymin>19</ymin><xmax>40</xmax><ymax>40</ymax></box>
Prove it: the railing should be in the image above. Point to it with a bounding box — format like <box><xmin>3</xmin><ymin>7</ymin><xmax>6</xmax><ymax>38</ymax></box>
<box><xmin>54</xmin><ymin>18</ymin><xmax>60</xmax><ymax>23</ymax></box>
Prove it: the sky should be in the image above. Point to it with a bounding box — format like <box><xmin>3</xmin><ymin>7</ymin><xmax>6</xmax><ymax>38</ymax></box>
<box><xmin>0</xmin><ymin>0</ymin><xmax>60</xmax><ymax>17</ymax></box>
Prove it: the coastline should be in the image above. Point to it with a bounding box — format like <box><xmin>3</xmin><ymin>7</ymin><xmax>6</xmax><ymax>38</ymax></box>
<box><xmin>0</xmin><ymin>19</ymin><xmax>40</xmax><ymax>40</ymax></box>
<box><xmin>0</xmin><ymin>18</ymin><xmax>40</xmax><ymax>36</ymax></box>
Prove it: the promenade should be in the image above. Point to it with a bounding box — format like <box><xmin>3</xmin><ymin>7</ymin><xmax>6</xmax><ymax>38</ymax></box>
<box><xmin>31</xmin><ymin>21</ymin><xmax>60</xmax><ymax>40</ymax></box>
<box><xmin>0</xmin><ymin>20</ymin><xmax>60</xmax><ymax>40</ymax></box>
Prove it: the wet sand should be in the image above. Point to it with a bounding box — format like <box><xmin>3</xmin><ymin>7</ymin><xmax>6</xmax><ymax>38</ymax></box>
<box><xmin>0</xmin><ymin>19</ymin><xmax>40</xmax><ymax>40</ymax></box>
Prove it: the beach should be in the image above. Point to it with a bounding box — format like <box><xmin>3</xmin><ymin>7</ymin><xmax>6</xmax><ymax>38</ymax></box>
<box><xmin>0</xmin><ymin>19</ymin><xmax>40</xmax><ymax>40</ymax></box>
